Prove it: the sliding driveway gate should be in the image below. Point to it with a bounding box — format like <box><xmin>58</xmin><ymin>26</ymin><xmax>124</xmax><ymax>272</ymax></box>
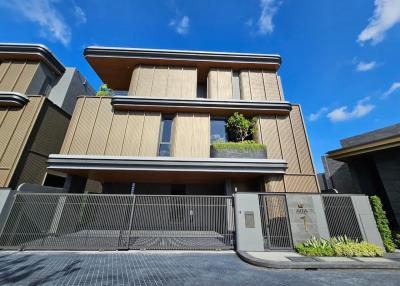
<box><xmin>0</xmin><ymin>193</ymin><xmax>235</xmax><ymax>250</ymax></box>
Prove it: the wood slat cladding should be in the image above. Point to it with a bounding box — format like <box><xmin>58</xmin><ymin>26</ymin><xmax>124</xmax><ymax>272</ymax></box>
<box><xmin>0</xmin><ymin>96</ymin><xmax>44</xmax><ymax>187</ymax></box>
<box><xmin>239</xmin><ymin>69</ymin><xmax>282</xmax><ymax>101</ymax></box>
<box><xmin>171</xmin><ymin>113</ymin><xmax>210</xmax><ymax>158</ymax></box>
<box><xmin>128</xmin><ymin>65</ymin><xmax>197</xmax><ymax>99</ymax></box>
<box><xmin>207</xmin><ymin>68</ymin><xmax>233</xmax><ymax>100</ymax></box>
<box><xmin>0</xmin><ymin>61</ymin><xmax>39</xmax><ymax>93</ymax></box>
<box><xmin>256</xmin><ymin>105</ymin><xmax>319</xmax><ymax>193</ymax></box>
<box><xmin>61</xmin><ymin>97</ymin><xmax>161</xmax><ymax>157</ymax></box>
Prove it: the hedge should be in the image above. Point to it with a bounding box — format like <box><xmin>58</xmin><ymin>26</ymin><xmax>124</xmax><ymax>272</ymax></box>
<box><xmin>211</xmin><ymin>140</ymin><xmax>266</xmax><ymax>152</ymax></box>
<box><xmin>369</xmin><ymin>195</ymin><xmax>396</xmax><ymax>252</ymax></box>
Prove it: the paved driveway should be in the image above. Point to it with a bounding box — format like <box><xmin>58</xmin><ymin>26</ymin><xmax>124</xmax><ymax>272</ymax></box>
<box><xmin>0</xmin><ymin>251</ymin><xmax>399</xmax><ymax>286</ymax></box>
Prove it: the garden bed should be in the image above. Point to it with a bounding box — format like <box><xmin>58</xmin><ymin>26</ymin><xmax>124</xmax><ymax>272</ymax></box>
<box><xmin>210</xmin><ymin>141</ymin><xmax>267</xmax><ymax>159</ymax></box>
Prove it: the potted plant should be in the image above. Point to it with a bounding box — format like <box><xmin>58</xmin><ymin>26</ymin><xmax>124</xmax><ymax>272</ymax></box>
<box><xmin>210</xmin><ymin>112</ymin><xmax>267</xmax><ymax>159</ymax></box>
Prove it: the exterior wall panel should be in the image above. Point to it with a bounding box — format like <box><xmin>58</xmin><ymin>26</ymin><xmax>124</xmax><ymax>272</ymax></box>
<box><xmin>239</xmin><ymin>69</ymin><xmax>283</xmax><ymax>101</ymax></box>
<box><xmin>263</xmin><ymin>71</ymin><xmax>281</xmax><ymax>101</ymax></box>
<box><xmin>122</xmin><ymin>112</ymin><xmax>145</xmax><ymax>156</ymax></box>
<box><xmin>284</xmin><ymin>174</ymin><xmax>318</xmax><ymax>193</ymax></box>
<box><xmin>277</xmin><ymin>116</ymin><xmax>301</xmax><ymax>174</ymax></box>
<box><xmin>60</xmin><ymin>97</ymin><xmax>85</xmax><ymax>153</ymax></box>
<box><xmin>139</xmin><ymin>112</ymin><xmax>161</xmax><ymax>156</ymax></box>
<box><xmin>181</xmin><ymin>67</ymin><xmax>197</xmax><ymax>99</ymax></box>
<box><xmin>104</xmin><ymin>111</ymin><xmax>129</xmax><ymax>155</ymax></box>
<box><xmin>207</xmin><ymin>69</ymin><xmax>233</xmax><ymax>100</ymax></box>
<box><xmin>257</xmin><ymin>116</ymin><xmax>282</xmax><ymax>159</ymax></box>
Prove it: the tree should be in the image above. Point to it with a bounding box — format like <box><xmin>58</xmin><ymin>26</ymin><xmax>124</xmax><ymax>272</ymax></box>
<box><xmin>96</xmin><ymin>84</ymin><xmax>112</xmax><ymax>96</ymax></box>
<box><xmin>226</xmin><ymin>112</ymin><xmax>257</xmax><ymax>142</ymax></box>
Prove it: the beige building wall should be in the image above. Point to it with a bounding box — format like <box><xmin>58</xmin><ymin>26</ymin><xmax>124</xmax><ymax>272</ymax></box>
<box><xmin>0</xmin><ymin>96</ymin><xmax>45</xmax><ymax>187</ymax></box>
<box><xmin>207</xmin><ymin>68</ymin><xmax>234</xmax><ymax>100</ymax></box>
<box><xmin>61</xmin><ymin>97</ymin><xmax>161</xmax><ymax>157</ymax></box>
<box><xmin>171</xmin><ymin>113</ymin><xmax>210</xmax><ymax>158</ymax></box>
<box><xmin>255</xmin><ymin>104</ymin><xmax>319</xmax><ymax>193</ymax></box>
<box><xmin>0</xmin><ymin>60</ymin><xmax>57</xmax><ymax>95</ymax></box>
<box><xmin>128</xmin><ymin>65</ymin><xmax>197</xmax><ymax>99</ymax></box>
<box><xmin>239</xmin><ymin>69</ymin><xmax>283</xmax><ymax>101</ymax></box>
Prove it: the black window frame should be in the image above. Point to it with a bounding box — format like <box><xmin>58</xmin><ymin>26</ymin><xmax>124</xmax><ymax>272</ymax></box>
<box><xmin>158</xmin><ymin>114</ymin><xmax>174</xmax><ymax>156</ymax></box>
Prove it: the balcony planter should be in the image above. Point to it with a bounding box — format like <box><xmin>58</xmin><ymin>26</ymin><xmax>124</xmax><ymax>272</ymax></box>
<box><xmin>210</xmin><ymin>141</ymin><xmax>267</xmax><ymax>159</ymax></box>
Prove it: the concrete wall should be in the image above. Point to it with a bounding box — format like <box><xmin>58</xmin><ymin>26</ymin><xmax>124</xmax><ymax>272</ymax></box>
<box><xmin>48</xmin><ymin>68</ymin><xmax>95</xmax><ymax>115</ymax></box>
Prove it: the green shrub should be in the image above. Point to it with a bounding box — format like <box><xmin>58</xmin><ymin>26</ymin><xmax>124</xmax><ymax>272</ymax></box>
<box><xmin>395</xmin><ymin>232</ymin><xmax>400</xmax><ymax>249</ymax></box>
<box><xmin>226</xmin><ymin>112</ymin><xmax>257</xmax><ymax>142</ymax></box>
<box><xmin>96</xmin><ymin>84</ymin><xmax>112</xmax><ymax>96</ymax></box>
<box><xmin>369</xmin><ymin>195</ymin><xmax>396</xmax><ymax>252</ymax></box>
<box><xmin>211</xmin><ymin>140</ymin><xmax>266</xmax><ymax>152</ymax></box>
<box><xmin>295</xmin><ymin>236</ymin><xmax>384</xmax><ymax>257</ymax></box>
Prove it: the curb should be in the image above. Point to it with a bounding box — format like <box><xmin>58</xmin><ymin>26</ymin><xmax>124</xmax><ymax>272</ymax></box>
<box><xmin>236</xmin><ymin>251</ymin><xmax>400</xmax><ymax>270</ymax></box>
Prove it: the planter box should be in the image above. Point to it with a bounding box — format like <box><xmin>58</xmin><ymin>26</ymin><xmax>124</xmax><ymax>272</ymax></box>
<box><xmin>210</xmin><ymin>147</ymin><xmax>267</xmax><ymax>159</ymax></box>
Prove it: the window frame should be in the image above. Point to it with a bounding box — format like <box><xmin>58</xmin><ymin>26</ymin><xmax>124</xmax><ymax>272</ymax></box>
<box><xmin>158</xmin><ymin>114</ymin><xmax>174</xmax><ymax>157</ymax></box>
<box><xmin>210</xmin><ymin>116</ymin><xmax>228</xmax><ymax>144</ymax></box>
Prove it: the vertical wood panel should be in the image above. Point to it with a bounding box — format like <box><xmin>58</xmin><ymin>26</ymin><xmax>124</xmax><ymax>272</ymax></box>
<box><xmin>0</xmin><ymin>61</ymin><xmax>11</xmax><ymax>83</ymax></box>
<box><xmin>290</xmin><ymin>106</ymin><xmax>314</xmax><ymax>174</ymax></box>
<box><xmin>264</xmin><ymin>175</ymin><xmax>286</xmax><ymax>192</ymax></box>
<box><xmin>239</xmin><ymin>70</ymin><xmax>252</xmax><ymax>100</ymax></box>
<box><xmin>249</xmin><ymin>70</ymin><xmax>265</xmax><ymax>101</ymax></box>
<box><xmin>139</xmin><ymin>112</ymin><xmax>161</xmax><ymax>156</ymax></box>
<box><xmin>0</xmin><ymin>107</ymin><xmax>25</xmax><ymax>161</ymax></box>
<box><xmin>13</xmin><ymin>62</ymin><xmax>38</xmax><ymax>94</ymax></box>
<box><xmin>128</xmin><ymin>66</ymin><xmax>140</xmax><ymax>95</ymax></box>
<box><xmin>0</xmin><ymin>61</ymin><xmax>25</xmax><ymax>91</ymax></box>
<box><xmin>0</xmin><ymin>97</ymin><xmax>42</xmax><ymax>169</ymax></box>
<box><xmin>171</xmin><ymin>113</ymin><xmax>192</xmax><ymax>157</ymax></box>
<box><xmin>60</xmin><ymin>97</ymin><xmax>85</xmax><ymax>153</ymax></box>
<box><xmin>166</xmin><ymin>67</ymin><xmax>182</xmax><ymax>98</ymax></box>
<box><xmin>284</xmin><ymin>175</ymin><xmax>318</xmax><ymax>193</ymax></box>
<box><xmin>122</xmin><ymin>112</ymin><xmax>145</xmax><ymax>156</ymax></box>
<box><xmin>68</xmin><ymin>98</ymin><xmax>100</xmax><ymax>154</ymax></box>
<box><xmin>151</xmin><ymin>66</ymin><xmax>168</xmax><ymax>98</ymax></box>
<box><xmin>263</xmin><ymin>71</ymin><xmax>281</xmax><ymax>101</ymax></box>
<box><xmin>207</xmin><ymin>69</ymin><xmax>218</xmax><ymax>99</ymax></box>
<box><xmin>192</xmin><ymin>114</ymin><xmax>210</xmax><ymax>157</ymax></box>
<box><xmin>135</xmin><ymin>66</ymin><xmax>154</xmax><ymax>97</ymax></box>
<box><xmin>104</xmin><ymin>110</ymin><xmax>129</xmax><ymax>155</ymax></box>
<box><xmin>258</xmin><ymin>116</ymin><xmax>282</xmax><ymax>159</ymax></box>
<box><xmin>277</xmin><ymin>115</ymin><xmax>300</xmax><ymax>173</ymax></box>
<box><xmin>87</xmin><ymin>98</ymin><xmax>113</xmax><ymax>155</ymax></box>
<box><xmin>182</xmin><ymin>67</ymin><xmax>197</xmax><ymax>99</ymax></box>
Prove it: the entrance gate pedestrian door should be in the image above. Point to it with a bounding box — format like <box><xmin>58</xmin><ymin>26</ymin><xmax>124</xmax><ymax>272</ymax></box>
<box><xmin>0</xmin><ymin>193</ymin><xmax>235</xmax><ymax>250</ymax></box>
<box><xmin>259</xmin><ymin>194</ymin><xmax>293</xmax><ymax>250</ymax></box>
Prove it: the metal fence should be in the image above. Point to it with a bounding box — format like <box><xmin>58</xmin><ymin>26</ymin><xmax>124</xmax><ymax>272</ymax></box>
<box><xmin>322</xmin><ymin>195</ymin><xmax>363</xmax><ymax>241</ymax></box>
<box><xmin>258</xmin><ymin>194</ymin><xmax>292</xmax><ymax>250</ymax></box>
<box><xmin>0</xmin><ymin>193</ymin><xmax>235</xmax><ymax>250</ymax></box>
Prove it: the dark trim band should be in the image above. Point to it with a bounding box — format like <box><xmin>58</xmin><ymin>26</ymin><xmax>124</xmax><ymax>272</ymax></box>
<box><xmin>0</xmin><ymin>92</ymin><xmax>29</xmax><ymax>107</ymax></box>
<box><xmin>84</xmin><ymin>46</ymin><xmax>281</xmax><ymax>67</ymax></box>
<box><xmin>48</xmin><ymin>155</ymin><xmax>288</xmax><ymax>174</ymax></box>
<box><xmin>111</xmin><ymin>96</ymin><xmax>292</xmax><ymax>115</ymax></box>
<box><xmin>0</xmin><ymin>43</ymin><xmax>65</xmax><ymax>75</ymax></box>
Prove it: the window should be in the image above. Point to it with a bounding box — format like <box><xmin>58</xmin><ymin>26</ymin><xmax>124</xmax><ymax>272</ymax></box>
<box><xmin>210</xmin><ymin>118</ymin><xmax>227</xmax><ymax>143</ymax></box>
<box><xmin>43</xmin><ymin>173</ymin><xmax>66</xmax><ymax>188</ymax></box>
<box><xmin>197</xmin><ymin>82</ymin><xmax>207</xmax><ymax>98</ymax></box>
<box><xmin>159</xmin><ymin>115</ymin><xmax>173</xmax><ymax>156</ymax></box>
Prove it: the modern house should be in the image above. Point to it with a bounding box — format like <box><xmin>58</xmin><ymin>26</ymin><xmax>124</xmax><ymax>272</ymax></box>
<box><xmin>0</xmin><ymin>43</ymin><xmax>95</xmax><ymax>189</ymax></box>
<box><xmin>320</xmin><ymin>123</ymin><xmax>400</xmax><ymax>230</ymax></box>
<box><xmin>47</xmin><ymin>46</ymin><xmax>320</xmax><ymax>196</ymax></box>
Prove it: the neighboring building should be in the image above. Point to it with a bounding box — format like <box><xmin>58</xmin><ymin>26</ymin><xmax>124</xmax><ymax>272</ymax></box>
<box><xmin>47</xmin><ymin>46</ymin><xmax>320</xmax><ymax>195</ymax></box>
<box><xmin>321</xmin><ymin>123</ymin><xmax>400</xmax><ymax>229</ymax></box>
<box><xmin>0</xmin><ymin>43</ymin><xmax>95</xmax><ymax>189</ymax></box>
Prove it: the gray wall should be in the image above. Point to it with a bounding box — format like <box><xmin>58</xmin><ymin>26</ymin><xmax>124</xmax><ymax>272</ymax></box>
<box><xmin>321</xmin><ymin>156</ymin><xmax>359</xmax><ymax>193</ymax></box>
<box><xmin>48</xmin><ymin>68</ymin><xmax>95</xmax><ymax>115</ymax></box>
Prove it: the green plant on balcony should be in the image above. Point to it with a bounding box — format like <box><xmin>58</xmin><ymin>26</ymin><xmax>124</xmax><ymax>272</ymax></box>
<box><xmin>212</xmin><ymin>140</ymin><xmax>266</xmax><ymax>152</ymax></box>
<box><xmin>226</xmin><ymin>112</ymin><xmax>257</xmax><ymax>142</ymax></box>
<box><xmin>96</xmin><ymin>84</ymin><xmax>112</xmax><ymax>96</ymax></box>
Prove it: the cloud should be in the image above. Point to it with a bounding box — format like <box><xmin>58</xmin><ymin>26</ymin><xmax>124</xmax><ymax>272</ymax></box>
<box><xmin>382</xmin><ymin>82</ymin><xmax>400</xmax><ymax>98</ymax></box>
<box><xmin>327</xmin><ymin>97</ymin><xmax>375</xmax><ymax>122</ymax></box>
<box><xmin>169</xmin><ymin>16</ymin><xmax>190</xmax><ymax>35</ymax></box>
<box><xmin>358</xmin><ymin>0</ymin><xmax>400</xmax><ymax>45</ymax></box>
<box><xmin>257</xmin><ymin>0</ymin><xmax>281</xmax><ymax>34</ymax></box>
<box><xmin>74</xmin><ymin>5</ymin><xmax>86</xmax><ymax>25</ymax></box>
<box><xmin>356</xmin><ymin>61</ymin><xmax>377</xmax><ymax>72</ymax></box>
<box><xmin>309</xmin><ymin>107</ymin><xmax>328</xmax><ymax>122</ymax></box>
<box><xmin>1</xmin><ymin>0</ymin><xmax>71</xmax><ymax>46</ymax></box>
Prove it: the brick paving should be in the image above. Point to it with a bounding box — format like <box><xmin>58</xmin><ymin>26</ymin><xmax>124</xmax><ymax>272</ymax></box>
<box><xmin>0</xmin><ymin>251</ymin><xmax>399</xmax><ymax>286</ymax></box>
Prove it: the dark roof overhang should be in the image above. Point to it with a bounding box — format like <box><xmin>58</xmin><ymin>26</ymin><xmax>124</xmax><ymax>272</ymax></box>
<box><xmin>0</xmin><ymin>92</ymin><xmax>29</xmax><ymax>107</ymax></box>
<box><xmin>0</xmin><ymin>43</ymin><xmax>65</xmax><ymax>76</ymax></box>
<box><xmin>84</xmin><ymin>46</ymin><xmax>282</xmax><ymax>90</ymax></box>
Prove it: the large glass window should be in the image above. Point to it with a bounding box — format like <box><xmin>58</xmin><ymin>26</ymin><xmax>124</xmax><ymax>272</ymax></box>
<box><xmin>210</xmin><ymin>118</ymin><xmax>227</xmax><ymax>143</ymax></box>
<box><xmin>158</xmin><ymin>115</ymin><xmax>173</xmax><ymax>156</ymax></box>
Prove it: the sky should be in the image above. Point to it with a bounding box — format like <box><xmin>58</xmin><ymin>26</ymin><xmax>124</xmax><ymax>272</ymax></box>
<box><xmin>0</xmin><ymin>0</ymin><xmax>399</xmax><ymax>172</ymax></box>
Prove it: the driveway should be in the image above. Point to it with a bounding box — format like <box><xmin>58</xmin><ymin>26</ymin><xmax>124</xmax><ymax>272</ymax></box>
<box><xmin>0</xmin><ymin>251</ymin><xmax>398</xmax><ymax>286</ymax></box>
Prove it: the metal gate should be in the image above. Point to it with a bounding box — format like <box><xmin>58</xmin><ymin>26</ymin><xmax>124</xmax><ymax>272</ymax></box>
<box><xmin>322</xmin><ymin>195</ymin><xmax>363</xmax><ymax>241</ymax></box>
<box><xmin>259</xmin><ymin>194</ymin><xmax>292</xmax><ymax>250</ymax></box>
<box><xmin>0</xmin><ymin>193</ymin><xmax>235</xmax><ymax>250</ymax></box>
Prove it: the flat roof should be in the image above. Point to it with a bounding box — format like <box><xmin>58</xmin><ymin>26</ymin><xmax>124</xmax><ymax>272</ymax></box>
<box><xmin>0</xmin><ymin>43</ymin><xmax>65</xmax><ymax>75</ymax></box>
<box><xmin>84</xmin><ymin>46</ymin><xmax>282</xmax><ymax>90</ymax></box>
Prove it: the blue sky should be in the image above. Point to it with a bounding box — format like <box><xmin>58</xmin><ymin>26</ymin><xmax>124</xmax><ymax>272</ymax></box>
<box><xmin>1</xmin><ymin>0</ymin><xmax>400</xmax><ymax>172</ymax></box>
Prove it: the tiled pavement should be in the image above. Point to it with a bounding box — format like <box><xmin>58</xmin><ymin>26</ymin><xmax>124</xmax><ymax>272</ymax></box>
<box><xmin>0</xmin><ymin>250</ymin><xmax>399</xmax><ymax>286</ymax></box>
